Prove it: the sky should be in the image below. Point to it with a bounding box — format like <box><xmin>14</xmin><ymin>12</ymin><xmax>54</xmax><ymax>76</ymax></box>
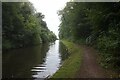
<box><xmin>29</xmin><ymin>0</ymin><xmax>70</xmax><ymax>38</ymax></box>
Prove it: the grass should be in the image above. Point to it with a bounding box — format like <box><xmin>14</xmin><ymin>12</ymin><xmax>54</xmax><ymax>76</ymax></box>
<box><xmin>51</xmin><ymin>40</ymin><xmax>83</xmax><ymax>78</ymax></box>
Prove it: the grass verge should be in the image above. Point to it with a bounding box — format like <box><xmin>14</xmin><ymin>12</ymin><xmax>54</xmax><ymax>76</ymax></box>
<box><xmin>51</xmin><ymin>40</ymin><xmax>83</xmax><ymax>78</ymax></box>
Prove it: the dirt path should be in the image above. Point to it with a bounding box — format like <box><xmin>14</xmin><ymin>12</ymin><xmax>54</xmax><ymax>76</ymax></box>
<box><xmin>76</xmin><ymin>45</ymin><xmax>110</xmax><ymax>78</ymax></box>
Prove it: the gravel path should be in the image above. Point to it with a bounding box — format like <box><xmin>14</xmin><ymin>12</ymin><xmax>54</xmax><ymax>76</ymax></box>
<box><xmin>76</xmin><ymin>45</ymin><xmax>110</xmax><ymax>78</ymax></box>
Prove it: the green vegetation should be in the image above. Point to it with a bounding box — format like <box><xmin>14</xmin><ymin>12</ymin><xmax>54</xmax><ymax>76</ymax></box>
<box><xmin>2</xmin><ymin>2</ymin><xmax>57</xmax><ymax>50</ymax></box>
<box><xmin>52</xmin><ymin>40</ymin><xmax>82</xmax><ymax>78</ymax></box>
<box><xmin>58</xmin><ymin>2</ymin><xmax>120</xmax><ymax>70</ymax></box>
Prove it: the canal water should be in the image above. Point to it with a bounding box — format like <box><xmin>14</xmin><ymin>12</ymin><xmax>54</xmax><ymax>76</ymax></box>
<box><xmin>2</xmin><ymin>40</ymin><xmax>69</xmax><ymax>79</ymax></box>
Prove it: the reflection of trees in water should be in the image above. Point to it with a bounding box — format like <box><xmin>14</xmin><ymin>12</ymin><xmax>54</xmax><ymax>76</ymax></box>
<box><xmin>59</xmin><ymin>41</ymin><xmax>69</xmax><ymax>62</ymax></box>
<box><xmin>2</xmin><ymin>43</ymin><xmax>50</xmax><ymax>78</ymax></box>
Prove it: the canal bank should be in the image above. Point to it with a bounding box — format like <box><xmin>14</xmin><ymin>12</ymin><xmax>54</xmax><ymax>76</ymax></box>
<box><xmin>52</xmin><ymin>40</ymin><xmax>83</xmax><ymax>78</ymax></box>
<box><xmin>52</xmin><ymin>40</ymin><xmax>119</xmax><ymax>78</ymax></box>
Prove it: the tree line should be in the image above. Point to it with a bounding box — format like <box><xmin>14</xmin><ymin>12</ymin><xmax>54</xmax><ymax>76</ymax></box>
<box><xmin>2</xmin><ymin>2</ymin><xmax>57</xmax><ymax>50</ymax></box>
<box><xmin>58</xmin><ymin>2</ymin><xmax>120</xmax><ymax>70</ymax></box>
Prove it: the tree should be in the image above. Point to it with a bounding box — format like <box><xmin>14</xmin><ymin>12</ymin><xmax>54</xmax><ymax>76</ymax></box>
<box><xmin>58</xmin><ymin>2</ymin><xmax>120</xmax><ymax>70</ymax></box>
<box><xmin>2</xmin><ymin>2</ymin><xmax>57</xmax><ymax>50</ymax></box>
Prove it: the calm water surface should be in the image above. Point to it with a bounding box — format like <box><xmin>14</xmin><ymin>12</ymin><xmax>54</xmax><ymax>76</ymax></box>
<box><xmin>3</xmin><ymin>40</ymin><xmax>68</xmax><ymax>79</ymax></box>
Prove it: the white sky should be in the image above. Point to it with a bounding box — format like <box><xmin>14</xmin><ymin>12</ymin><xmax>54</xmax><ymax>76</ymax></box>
<box><xmin>29</xmin><ymin>0</ymin><xmax>70</xmax><ymax>38</ymax></box>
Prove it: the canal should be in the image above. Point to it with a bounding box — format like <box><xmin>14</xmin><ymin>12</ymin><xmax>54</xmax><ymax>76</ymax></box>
<box><xmin>2</xmin><ymin>40</ymin><xmax>69</xmax><ymax>79</ymax></box>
